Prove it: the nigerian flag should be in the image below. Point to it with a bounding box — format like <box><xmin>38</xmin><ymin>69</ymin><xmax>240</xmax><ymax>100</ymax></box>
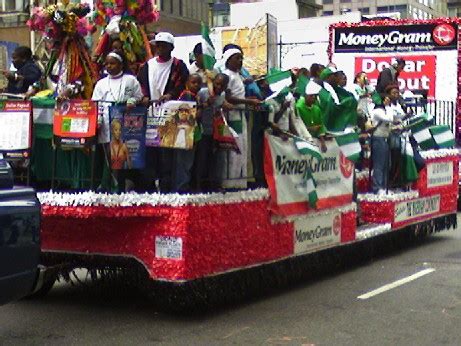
<box><xmin>294</xmin><ymin>138</ymin><xmax>323</xmax><ymax>160</ymax></box>
<box><xmin>322</xmin><ymin>86</ymin><xmax>358</xmax><ymax>133</ymax></box>
<box><xmin>201</xmin><ymin>22</ymin><xmax>216</xmax><ymax>70</ymax></box>
<box><xmin>305</xmin><ymin>169</ymin><xmax>318</xmax><ymax>208</ymax></box>
<box><xmin>401</xmin><ymin>136</ymin><xmax>419</xmax><ymax>183</ymax></box>
<box><xmin>295</xmin><ymin>74</ymin><xmax>309</xmax><ymax>96</ymax></box>
<box><xmin>31</xmin><ymin>95</ymin><xmax>55</xmax><ymax>139</ymax></box>
<box><xmin>407</xmin><ymin>113</ymin><xmax>435</xmax><ymax>150</ymax></box>
<box><xmin>430</xmin><ymin>125</ymin><xmax>455</xmax><ymax>148</ymax></box>
<box><xmin>265</xmin><ymin>69</ymin><xmax>292</xmax><ymax>94</ymax></box>
<box><xmin>335</xmin><ymin>132</ymin><xmax>361</xmax><ymax>163</ymax></box>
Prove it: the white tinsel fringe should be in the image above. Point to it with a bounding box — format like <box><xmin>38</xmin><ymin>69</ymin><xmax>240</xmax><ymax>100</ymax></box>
<box><xmin>37</xmin><ymin>189</ymin><xmax>270</xmax><ymax>207</ymax></box>
<box><xmin>271</xmin><ymin>202</ymin><xmax>357</xmax><ymax>224</ymax></box>
<box><xmin>356</xmin><ymin>223</ymin><xmax>392</xmax><ymax>241</ymax></box>
<box><xmin>357</xmin><ymin>190</ymin><xmax>419</xmax><ymax>202</ymax></box>
<box><xmin>420</xmin><ymin>148</ymin><xmax>459</xmax><ymax>159</ymax></box>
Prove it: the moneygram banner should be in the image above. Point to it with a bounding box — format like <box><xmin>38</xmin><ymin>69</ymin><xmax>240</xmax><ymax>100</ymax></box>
<box><xmin>334</xmin><ymin>23</ymin><xmax>458</xmax><ymax>53</ymax></box>
<box><xmin>294</xmin><ymin>211</ymin><xmax>342</xmax><ymax>255</ymax></box>
<box><xmin>264</xmin><ymin>133</ymin><xmax>353</xmax><ymax>216</ymax></box>
<box><xmin>355</xmin><ymin>55</ymin><xmax>436</xmax><ymax>97</ymax></box>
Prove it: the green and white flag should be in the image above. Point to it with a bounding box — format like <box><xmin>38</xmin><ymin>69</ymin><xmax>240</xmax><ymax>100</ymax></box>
<box><xmin>334</xmin><ymin>132</ymin><xmax>361</xmax><ymax>163</ymax></box>
<box><xmin>31</xmin><ymin>97</ymin><xmax>55</xmax><ymax>139</ymax></box>
<box><xmin>407</xmin><ymin>113</ymin><xmax>434</xmax><ymax>150</ymax></box>
<box><xmin>401</xmin><ymin>136</ymin><xmax>419</xmax><ymax>183</ymax></box>
<box><xmin>429</xmin><ymin>125</ymin><xmax>455</xmax><ymax>148</ymax></box>
<box><xmin>294</xmin><ymin>137</ymin><xmax>323</xmax><ymax>160</ymax></box>
<box><xmin>200</xmin><ymin>22</ymin><xmax>216</xmax><ymax>70</ymax></box>
<box><xmin>265</xmin><ymin>69</ymin><xmax>292</xmax><ymax>96</ymax></box>
<box><xmin>305</xmin><ymin>169</ymin><xmax>318</xmax><ymax>207</ymax></box>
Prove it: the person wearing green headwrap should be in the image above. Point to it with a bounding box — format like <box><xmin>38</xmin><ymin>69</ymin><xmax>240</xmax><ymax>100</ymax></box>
<box><xmin>296</xmin><ymin>81</ymin><xmax>327</xmax><ymax>152</ymax></box>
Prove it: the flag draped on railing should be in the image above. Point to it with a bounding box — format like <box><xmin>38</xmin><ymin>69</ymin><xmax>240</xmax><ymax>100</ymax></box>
<box><xmin>334</xmin><ymin>132</ymin><xmax>361</xmax><ymax>163</ymax></box>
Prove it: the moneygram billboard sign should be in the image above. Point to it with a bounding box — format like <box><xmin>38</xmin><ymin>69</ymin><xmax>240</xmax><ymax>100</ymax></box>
<box><xmin>334</xmin><ymin>23</ymin><xmax>458</xmax><ymax>53</ymax></box>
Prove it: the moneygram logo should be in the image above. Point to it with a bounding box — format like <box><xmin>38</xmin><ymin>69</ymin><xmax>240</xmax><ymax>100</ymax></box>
<box><xmin>339</xmin><ymin>151</ymin><xmax>353</xmax><ymax>178</ymax></box>
<box><xmin>432</xmin><ymin>24</ymin><xmax>456</xmax><ymax>46</ymax></box>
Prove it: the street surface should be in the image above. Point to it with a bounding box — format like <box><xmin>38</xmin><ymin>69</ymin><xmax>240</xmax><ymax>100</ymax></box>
<box><xmin>1</xmin><ymin>225</ymin><xmax>461</xmax><ymax>345</ymax></box>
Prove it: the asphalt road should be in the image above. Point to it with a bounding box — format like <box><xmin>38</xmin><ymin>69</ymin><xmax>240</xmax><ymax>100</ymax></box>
<box><xmin>1</xmin><ymin>226</ymin><xmax>461</xmax><ymax>345</ymax></box>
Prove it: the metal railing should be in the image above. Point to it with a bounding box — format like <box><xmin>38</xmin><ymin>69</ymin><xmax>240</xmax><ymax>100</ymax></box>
<box><xmin>404</xmin><ymin>98</ymin><xmax>456</xmax><ymax>132</ymax></box>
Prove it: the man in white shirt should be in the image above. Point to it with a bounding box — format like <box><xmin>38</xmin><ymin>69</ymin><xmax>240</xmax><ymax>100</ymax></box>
<box><xmin>137</xmin><ymin>32</ymin><xmax>189</xmax><ymax>192</ymax></box>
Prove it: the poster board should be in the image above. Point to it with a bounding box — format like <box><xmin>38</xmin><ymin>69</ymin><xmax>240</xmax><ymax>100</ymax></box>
<box><xmin>53</xmin><ymin>100</ymin><xmax>98</xmax><ymax>147</ymax></box>
<box><xmin>109</xmin><ymin>105</ymin><xmax>147</xmax><ymax>170</ymax></box>
<box><xmin>146</xmin><ymin>100</ymin><xmax>197</xmax><ymax>150</ymax></box>
<box><xmin>219</xmin><ymin>16</ymin><xmax>272</xmax><ymax>76</ymax></box>
<box><xmin>0</xmin><ymin>100</ymin><xmax>31</xmax><ymax>159</ymax></box>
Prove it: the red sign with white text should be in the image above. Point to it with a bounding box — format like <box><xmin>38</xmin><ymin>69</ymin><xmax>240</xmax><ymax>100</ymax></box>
<box><xmin>355</xmin><ymin>55</ymin><xmax>436</xmax><ymax>97</ymax></box>
<box><xmin>53</xmin><ymin>100</ymin><xmax>97</xmax><ymax>147</ymax></box>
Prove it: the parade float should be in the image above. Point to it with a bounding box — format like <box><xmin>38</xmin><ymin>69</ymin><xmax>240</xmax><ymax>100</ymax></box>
<box><xmin>2</xmin><ymin>16</ymin><xmax>459</xmax><ymax>309</ymax></box>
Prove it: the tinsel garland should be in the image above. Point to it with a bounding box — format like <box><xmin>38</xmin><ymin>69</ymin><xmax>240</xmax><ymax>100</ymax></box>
<box><xmin>356</xmin><ymin>223</ymin><xmax>392</xmax><ymax>241</ymax></box>
<box><xmin>38</xmin><ymin>189</ymin><xmax>269</xmax><ymax>208</ymax></box>
<box><xmin>357</xmin><ymin>190</ymin><xmax>419</xmax><ymax>203</ymax></box>
<box><xmin>420</xmin><ymin>149</ymin><xmax>459</xmax><ymax>159</ymax></box>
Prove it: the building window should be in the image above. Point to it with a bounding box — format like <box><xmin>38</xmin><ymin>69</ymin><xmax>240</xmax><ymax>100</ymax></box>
<box><xmin>359</xmin><ymin>7</ymin><xmax>370</xmax><ymax>14</ymax></box>
<box><xmin>323</xmin><ymin>0</ymin><xmax>333</xmax><ymax>4</ymax></box>
<box><xmin>323</xmin><ymin>10</ymin><xmax>333</xmax><ymax>15</ymax></box>
<box><xmin>377</xmin><ymin>6</ymin><xmax>389</xmax><ymax>13</ymax></box>
<box><xmin>170</xmin><ymin>0</ymin><xmax>173</xmax><ymax>14</ymax></box>
<box><xmin>179</xmin><ymin>0</ymin><xmax>183</xmax><ymax>16</ymax></box>
<box><xmin>340</xmin><ymin>0</ymin><xmax>351</xmax><ymax>3</ymax></box>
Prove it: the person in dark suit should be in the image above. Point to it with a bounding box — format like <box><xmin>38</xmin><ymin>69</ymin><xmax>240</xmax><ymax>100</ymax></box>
<box><xmin>376</xmin><ymin>58</ymin><xmax>406</xmax><ymax>98</ymax></box>
<box><xmin>2</xmin><ymin>46</ymin><xmax>41</xmax><ymax>94</ymax></box>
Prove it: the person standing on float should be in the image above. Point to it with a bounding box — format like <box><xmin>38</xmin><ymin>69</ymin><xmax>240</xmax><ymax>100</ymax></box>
<box><xmin>222</xmin><ymin>49</ymin><xmax>261</xmax><ymax>189</ymax></box>
<box><xmin>376</xmin><ymin>58</ymin><xmax>406</xmax><ymax>98</ymax></box>
<box><xmin>91</xmin><ymin>50</ymin><xmax>143</xmax><ymax>192</ymax></box>
<box><xmin>137</xmin><ymin>32</ymin><xmax>189</xmax><ymax>192</ymax></box>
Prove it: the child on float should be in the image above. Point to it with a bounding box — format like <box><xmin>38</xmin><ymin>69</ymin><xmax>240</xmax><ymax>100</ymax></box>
<box><xmin>91</xmin><ymin>50</ymin><xmax>143</xmax><ymax>192</ymax></box>
<box><xmin>195</xmin><ymin>73</ymin><xmax>231</xmax><ymax>191</ymax></box>
<box><xmin>222</xmin><ymin>49</ymin><xmax>261</xmax><ymax>189</ymax></box>
<box><xmin>170</xmin><ymin>73</ymin><xmax>202</xmax><ymax>192</ymax></box>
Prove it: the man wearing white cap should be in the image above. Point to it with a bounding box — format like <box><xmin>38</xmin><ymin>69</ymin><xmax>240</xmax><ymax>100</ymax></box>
<box><xmin>138</xmin><ymin>32</ymin><xmax>189</xmax><ymax>103</ymax></box>
<box><xmin>137</xmin><ymin>32</ymin><xmax>189</xmax><ymax>192</ymax></box>
<box><xmin>220</xmin><ymin>49</ymin><xmax>261</xmax><ymax>189</ymax></box>
<box><xmin>296</xmin><ymin>80</ymin><xmax>327</xmax><ymax>152</ymax></box>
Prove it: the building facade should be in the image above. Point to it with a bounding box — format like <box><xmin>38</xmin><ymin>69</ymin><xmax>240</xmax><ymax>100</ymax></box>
<box><xmin>447</xmin><ymin>0</ymin><xmax>461</xmax><ymax>17</ymax></box>
<box><xmin>151</xmin><ymin>0</ymin><xmax>210</xmax><ymax>35</ymax></box>
<box><xmin>319</xmin><ymin>0</ymin><xmax>448</xmax><ymax>19</ymax></box>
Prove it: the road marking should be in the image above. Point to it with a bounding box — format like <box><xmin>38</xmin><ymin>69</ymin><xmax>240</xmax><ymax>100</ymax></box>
<box><xmin>357</xmin><ymin>268</ymin><xmax>436</xmax><ymax>300</ymax></box>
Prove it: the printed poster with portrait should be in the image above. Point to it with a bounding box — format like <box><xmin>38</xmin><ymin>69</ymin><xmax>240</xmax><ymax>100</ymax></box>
<box><xmin>109</xmin><ymin>105</ymin><xmax>147</xmax><ymax>170</ymax></box>
<box><xmin>146</xmin><ymin>100</ymin><xmax>197</xmax><ymax>150</ymax></box>
<box><xmin>0</xmin><ymin>100</ymin><xmax>32</xmax><ymax>159</ymax></box>
<box><xmin>53</xmin><ymin>100</ymin><xmax>98</xmax><ymax>147</ymax></box>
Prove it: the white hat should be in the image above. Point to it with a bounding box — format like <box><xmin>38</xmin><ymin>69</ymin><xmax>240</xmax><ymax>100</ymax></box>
<box><xmin>222</xmin><ymin>48</ymin><xmax>242</xmax><ymax>64</ymax></box>
<box><xmin>305</xmin><ymin>80</ymin><xmax>322</xmax><ymax>95</ymax></box>
<box><xmin>152</xmin><ymin>32</ymin><xmax>174</xmax><ymax>46</ymax></box>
